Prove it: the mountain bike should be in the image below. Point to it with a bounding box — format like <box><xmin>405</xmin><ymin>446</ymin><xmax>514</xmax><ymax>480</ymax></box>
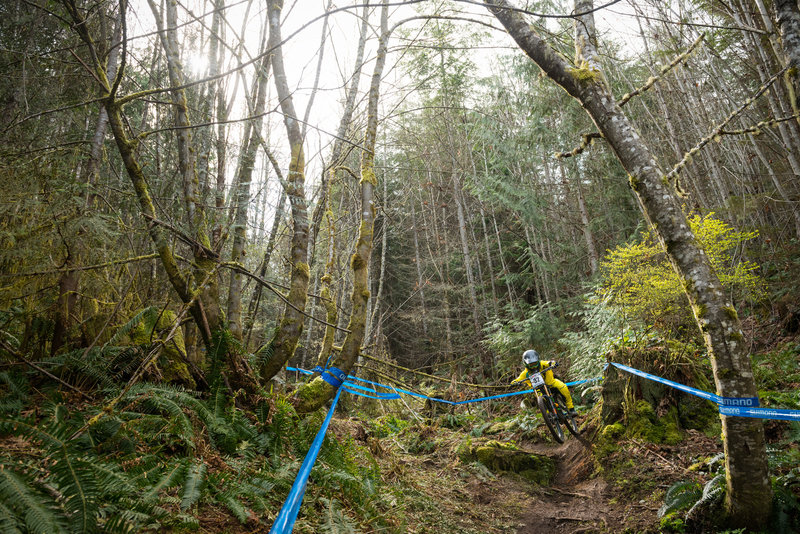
<box><xmin>522</xmin><ymin>363</ymin><xmax>580</xmax><ymax>444</ymax></box>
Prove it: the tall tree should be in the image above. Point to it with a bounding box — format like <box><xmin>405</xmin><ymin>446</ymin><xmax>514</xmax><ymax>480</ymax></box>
<box><xmin>257</xmin><ymin>0</ymin><xmax>311</xmax><ymax>382</ymax></box>
<box><xmin>483</xmin><ymin>0</ymin><xmax>771</xmax><ymax>527</ymax></box>
<box><xmin>294</xmin><ymin>0</ymin><xmax>390</xmax><ymax>412</ymax></box>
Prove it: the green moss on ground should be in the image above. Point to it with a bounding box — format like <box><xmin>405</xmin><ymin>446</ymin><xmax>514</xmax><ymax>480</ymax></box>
<box><xmin>457</xmin><ymin>439</ymin><xmax>555</xmax><ymax>485</ymax></box>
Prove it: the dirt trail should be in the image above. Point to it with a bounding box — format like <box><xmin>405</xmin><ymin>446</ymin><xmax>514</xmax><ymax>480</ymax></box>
<box><xmin>511</xmin><ymin>438</ymin><xmax>659</xmax><ymax>533</ymax></box>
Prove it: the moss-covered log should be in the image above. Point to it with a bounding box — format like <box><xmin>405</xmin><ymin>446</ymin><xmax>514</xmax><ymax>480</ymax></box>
<box><xmin>458</xmin><ymin>439</ymin><xmax>555</xmax><ymax>485</ymax></box>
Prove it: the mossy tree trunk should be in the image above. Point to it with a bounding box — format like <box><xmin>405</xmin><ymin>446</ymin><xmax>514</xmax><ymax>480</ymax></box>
<box><xmin>63</xmin><ymin>0</ymin><xmax>258</xmax><ymax>394</ymax></box>
<box><xmin>294</xmin><ymin>0</ymin><xmax>389</xmax><ymax>413</ymax></box>
<box><xmin>258</xmin><ymin>0</ymin><xmax>311</xmax><ymax>383</ymax></box>
<box><xmin>227</xmin><ymin>43</ymin><xmax>271</xmax><ymax>340</ymax></box>
<box><xmin>777</xmin><ymin>0</ymin><xmax>800</xmax><ymax>116</ymax></box>
<box><xmin>484</xmin><ymin>0</ymin><xmax>770</xmax><ymax>528</ymax></box>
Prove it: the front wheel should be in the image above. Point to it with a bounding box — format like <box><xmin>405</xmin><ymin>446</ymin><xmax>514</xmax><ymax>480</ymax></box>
<box><xmin>537</xmin><ymin>394</ymin><xmax>565</xmax><ymax>443</ymax></box>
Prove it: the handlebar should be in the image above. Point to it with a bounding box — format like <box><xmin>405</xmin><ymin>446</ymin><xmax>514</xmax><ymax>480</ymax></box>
<box><xmin>511</xmin><ymin>361</ymin><xmax>558</xmax><ymax>386</ymax></box>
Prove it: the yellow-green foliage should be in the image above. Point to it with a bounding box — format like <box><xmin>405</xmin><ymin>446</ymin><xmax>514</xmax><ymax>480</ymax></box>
<box><xmin>600</xmin><ymin>213</ymin><xmax>765</xmax><ymax>328</ymax></box>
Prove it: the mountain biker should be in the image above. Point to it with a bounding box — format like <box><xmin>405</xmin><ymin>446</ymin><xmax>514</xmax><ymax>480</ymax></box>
<box><xmin>512</xmin><ymin>349</ymin><xmax>578</xmax><ymax>417</ymax></box>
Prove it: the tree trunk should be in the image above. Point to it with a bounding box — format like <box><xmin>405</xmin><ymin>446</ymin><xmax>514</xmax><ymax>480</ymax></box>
<box><xmin>411</xmin><ymin>203</ymin><xmax>429</xmax><ymax>337</ymax></box>
<box><xmin>478</xmin><ymin>204</ymin><xmax>500</xmax><ymax>317</ymax></box>
<box><xmin>560</xmin><ymin>160</ymin><xmax>598</xmax><ymax>274</ymax></box>
<box><xmin>227</xmin><ymin>43</ymin><xmax>271</xmax><ymax>340</ymax></box>
<box><xmin>454</xmin><ymin>175</ymin><xmax>481</xmax><ymax>331</ymax></box>
<box><xmin>484</xmin><ymin>0</ymin><xmax>771</xmax><ymax>527</ymax></box>
<box><xmin>777</xmin><ymin>0</ymin><xmax>800</xmax><ymax>116</ymax></box>
<box><xmin>52</xmin><ymin>10</ymin><xmax>122</xmax><ymax>355</ymax></box>
<box><xmin>258</xmin><ymin>0</ymin><xmax>311</xmax><ymax>383</ymax></box>
<box><xmin>294</xmin><ymin>0</ymin><xmax>389</xmax><ymax>412</ymax></box>
<box><xmin>367</xmin><ymin>175</ymin><xmax>389</xmax><ymax>344</ymax></box>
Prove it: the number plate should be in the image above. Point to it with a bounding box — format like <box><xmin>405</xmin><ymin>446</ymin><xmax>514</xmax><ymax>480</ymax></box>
<box><xmin>528</xmin><ymin>373</ymin><xmax>544</xmax><ymax>388</ymax></box>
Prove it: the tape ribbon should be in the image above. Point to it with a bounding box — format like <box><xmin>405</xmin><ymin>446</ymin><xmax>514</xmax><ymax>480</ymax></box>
<box><xmin>275</xmin><ymin>361</ymin><xmax>799</xmax><ymax>533</ymax></box>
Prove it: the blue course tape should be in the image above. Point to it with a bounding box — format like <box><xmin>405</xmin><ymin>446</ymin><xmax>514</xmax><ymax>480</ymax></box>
<box><xmin>270</xmin><ymin>387</ymin><xmax>344</xmax><ymax>534</ymax></box>
<box><xmin>719</xmin><ymin>405</ymin><xmax>800</xmax><ymax>421</ymax></box>
<box><xmin>274</xmin><ymin>362</ymin><xmax>800</xmax><ymax>533</ymax></box>
<box><xmin>291</xmin><ymin>364</ymin><xmax>795</xmax><ymax>421</ymax></box>
<box><xmin>608</xmin><ymin>362</ymin><xmax>800</xmax><ymax>421</ymax></box>
<box><xmin>609</xmin><ymin>362</ymin><xmax>721</xmax><ymax>403</ymax></box>
<box><xmin>343</xmin><ymin>386</ymin><xmax>402</xmax><ymax>400</ymax></box>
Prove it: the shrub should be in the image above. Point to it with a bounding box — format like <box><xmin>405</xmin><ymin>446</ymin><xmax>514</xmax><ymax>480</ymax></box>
<box><xmin>600</xmin><ymin>213</ymin><xmax>765</xmax><ymax>332</ymax></box>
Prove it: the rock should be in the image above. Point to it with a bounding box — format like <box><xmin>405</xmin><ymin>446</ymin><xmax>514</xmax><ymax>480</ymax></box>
<box><xmin>459</xmin><ymin>439</ymin><xmax>555</xmax><ymax>485</ymax></box>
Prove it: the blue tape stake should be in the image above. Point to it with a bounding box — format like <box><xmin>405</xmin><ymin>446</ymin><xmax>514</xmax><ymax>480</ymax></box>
<box><xmin>270</xmin><ymin>387</ymin><xmax>344</xmax><ymax>534</ymax></box>
<box><xmin>320</xmin><ymin>367</ymin><xmax>346</xmax><ymax>388</ymax></box>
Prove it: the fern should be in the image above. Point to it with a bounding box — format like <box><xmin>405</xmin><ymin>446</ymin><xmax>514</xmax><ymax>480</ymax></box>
<box><xmin>0</xmin><ymin>499</ymin><xmax>23</xmax><ymax>534</ymax></box>
<box><xmin>317</xmin><ymin>498</ymin><xmax>358</xmax><ymax>534</ymax></box>
<box><xmin>52</xmin><ymin>449</ymin><xmax>99</xmax><ymax>533</ymax></box>
<box><xmin>658</xmin><ymin>480</ymin><xmax>702</xmax><ymax>517</ymax></box>
<box><xmin>103</xmin><ymin>307</ymin><xmax>159</xmax><ymax>350</ymax></box>
<box><xmin>179</xmin><ymin>461</ymin><xmax>206</xmax><ymax>511</ymax></box>
<box><xmin>218</xmin><ymin>492</ymin><xmax>249</xmax><ymax>523</ymax></box>
<box><xmin>142</xmin><ymin>461</ymin><xmax>187</xmax><ymax>503</ymax></box>
<box><xmin>0</xmin><ymin>372</ymin><xmax>28</xmax><ymax>415</ymax></box>
<box><xmin>0</xmin><ymin>467</ymin><xmax>67</xmax><ymax>534</ymax></box>
<box><xmin>686</xmin><ymin>474</ymin><xmax>724</xmax><ymax>520</ymax></box>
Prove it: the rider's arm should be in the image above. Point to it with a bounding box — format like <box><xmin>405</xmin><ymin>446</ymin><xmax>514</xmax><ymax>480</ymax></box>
<box><xmin>511</xmin><ymin>368</ymin><xmax>529</xmax><ymax>383</ymax></box>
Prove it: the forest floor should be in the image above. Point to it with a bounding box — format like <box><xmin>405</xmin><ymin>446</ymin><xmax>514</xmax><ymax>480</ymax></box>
<box><xmin>343</xmin><ymin>413</ymin><xmax>726</xmax><ymax>534</ymax></box>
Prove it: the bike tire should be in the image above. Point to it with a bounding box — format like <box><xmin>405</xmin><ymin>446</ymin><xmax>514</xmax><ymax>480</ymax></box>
<box><xmin>562</xmin><ymin>409</ymin><xmax>580</xmax><ymax>437</ymax></box>
<box><xmin>537</xmin><ymin>394</ymin><xmax>565</xmax><ymax>443</ymax></box>
<box><xmin>553</xmin><ymin>391</ymin><xmax>581</xmax><ymax>437</ymax></box>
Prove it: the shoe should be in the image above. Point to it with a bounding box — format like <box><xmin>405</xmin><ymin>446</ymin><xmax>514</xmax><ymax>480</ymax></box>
<box><xmin>568</xmin><ymin>408</ymin><xmax>578</xmax><ymax>417</ymax></box>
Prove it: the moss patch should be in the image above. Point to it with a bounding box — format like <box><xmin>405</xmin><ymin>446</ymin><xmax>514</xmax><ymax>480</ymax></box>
<box><xmin>293</xmin><ymin>376</ymin><xmax>334</xmax><ymax>413</ymax></box>
<box><xmin>626</xmin><ymin>401</ymin><xmax>683</xmax><ymax>445</ymax></box>
<box><xmin>458</xmin><ymin>439</ymin><xmax>555</xmax><ymax>485</ymax></box>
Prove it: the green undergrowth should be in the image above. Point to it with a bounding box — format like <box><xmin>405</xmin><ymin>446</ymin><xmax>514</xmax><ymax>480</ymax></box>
<box><xmin>0</xmin><ymin>378</ymin><xmax>397</xmax><ymax>533</ymax></box>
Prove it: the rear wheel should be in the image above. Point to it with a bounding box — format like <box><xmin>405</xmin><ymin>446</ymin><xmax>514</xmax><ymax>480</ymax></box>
<box><xmin>537</xmin><ymin>394</ymin><xmax>564</xmax><ymax>443</ymax></box>
<box><xmin>553</xmin><ymin>391</ymin><xmax>580</xmax><ymax>437</ymax></box>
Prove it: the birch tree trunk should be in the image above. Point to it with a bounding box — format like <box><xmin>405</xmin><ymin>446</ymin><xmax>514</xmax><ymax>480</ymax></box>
<box><xmin>484</xmin><ymin>0</ymin><xmax>771</xmax><ymax>527</ymax></box>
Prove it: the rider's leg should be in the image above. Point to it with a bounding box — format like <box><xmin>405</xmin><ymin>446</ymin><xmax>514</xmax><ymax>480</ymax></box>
<box><xmin>546</xmin><ymin>377</ymin><xmax>574</xmax><ymax>409</ymax></box>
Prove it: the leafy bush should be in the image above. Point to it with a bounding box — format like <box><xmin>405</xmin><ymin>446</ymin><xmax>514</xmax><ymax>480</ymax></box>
<box><xmin>600</xmin><ymin>213</ymin><xmax>765</xmax><ymax>332</ymax></box>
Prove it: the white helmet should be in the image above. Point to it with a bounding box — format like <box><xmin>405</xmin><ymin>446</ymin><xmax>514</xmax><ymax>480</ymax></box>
<box><xmin>522</xmin><ymin>349</ymin><xmax>540</xmax><ymax>370</ymax></box>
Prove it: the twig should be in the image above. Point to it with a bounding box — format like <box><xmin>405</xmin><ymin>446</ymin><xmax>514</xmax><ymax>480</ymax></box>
<box><xmin>0</xmin><ymin>253</ymin><xmax>160</xmax><ymax>278</ymax></box>
<box><xmin>665</xmin><ymin>65</ymin><xmax>788</xmax><ymax>185</ymax></box>
<box><xmin>0</xmin><ymin>339</ymin><xmax>92</xmax><ymax>401</ymax></box>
